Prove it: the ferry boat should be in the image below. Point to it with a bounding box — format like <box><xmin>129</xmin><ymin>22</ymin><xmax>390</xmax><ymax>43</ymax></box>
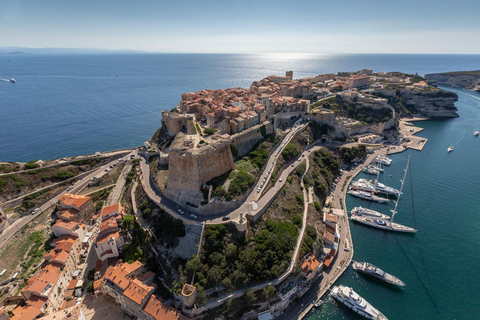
<box><xmin>447</xmin><ymin>146</ymin><xmax>454</xmax><ymax>152</ymax></box>
<box><xmin>358</xmin><ymin>179</ymin><xmax>401</xmax><ymax>196</ymax></box>
<box><xmin>375</xmin><ymin>155</ymin><xmax>392</xmax><ymax>166</ymax></box>
<box><xmin>351</xmin><ymin>206</ymin><xmax>390</xmax><ymax>220</ymax></box>
<box><xmin>9</xmin><ymin>78</ymin><xmax>16</xmax><ymax>83</ymax></box>
<box><xmin>352</xmin><ymin>261</ymin><xmax>405</xmax><ymax>287</ymax></box>
<box><xmin>348</xmin><ymin>190</ymin><xmax>389</xmax><ymax>203</ymax></box>
<box><xmin>330</xmin><ymin>285</ymin><xmax>388</xmax><ymax>320</ymax></box>
<box><xmin>474</xmin><ymin>131</ymin><xmax>479</xmax><ymax>136</ymax></box>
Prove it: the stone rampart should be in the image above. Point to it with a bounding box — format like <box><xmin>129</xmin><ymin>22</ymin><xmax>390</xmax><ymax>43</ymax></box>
<box><xmin>231</xmin><ymin>122</ymin><xmax>274</xmax><ymax>157</ymax></box>
<box><xmin>165</xmin><ymin>133</ymin><xmax>234</xmax><ymax>206</ymax></box>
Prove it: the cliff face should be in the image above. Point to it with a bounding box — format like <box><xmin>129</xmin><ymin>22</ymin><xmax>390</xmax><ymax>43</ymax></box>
<box><xmin>398</xmin><ymin>89</ymin><xmax>459</xmax><ymax>118</ymax></box>
<box><xmin>425</xmin><ymin>72</ymin><xmax>480</xmax><ymax>90</ymax></box>
<box><xmin>165</xmin><ymin>133</ymin><xmax>235</xmax><ymax>206</ymax></box>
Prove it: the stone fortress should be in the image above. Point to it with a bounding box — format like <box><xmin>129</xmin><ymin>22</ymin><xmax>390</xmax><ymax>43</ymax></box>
<box><xmin>158</xmin><ymin>70</ymin><xmax>458</xmax><ymax>208</ymax></box>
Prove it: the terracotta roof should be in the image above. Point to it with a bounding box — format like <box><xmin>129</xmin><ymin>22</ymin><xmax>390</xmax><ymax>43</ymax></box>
<box><xmin>53</xmin><ymin>220</ymin><xmax>79</xmax><ymax>231</ymax></box>
<box><xmin>11</xmin><ymin>296</ymin><xmax>47</xmax><ymax>320</ymax></box>
<box><xmin>59</xmin><ymin>194</ymin><xmax>91</xmax><ymax>208</ymax></box>
<box><xmin>123</xmin><ymin>279</ymin><xmax>156</xmax><ymax>306</ymax></box>
<box><xmin>300</xmin><ymin>254</ymin><xmax>321</xmax><ymax>273</ymax></box>
<box><xmin>104</xmin><ymin>264</ymin><xmax>131</xmax><ymax>291</ymax></box>
<box><xmin>51</xmin><ymin>234</ymin><xmax>78</xmax><ymax>246</ymax></box>
<box><xmin>324</xmin><ymin>213</ymin><xmax>337</xmax><ymax>223</ymax></box>
<box><xmin>96</xmin><ymin>231</ymin><xmax>120</xmax><ymax>244</ymax></box>
<box><xmin>101</xmin><ymin>203</ymin><xmax>121</xmax><ymax>218</ymax></box>
<box><xmin>58</xmin><ymin>208</ymin><xmax>79</xmax><ymax>220</ymax></box>
<box><xmin>143</xmin><ymin>295</ymin><xmax>190</xmax><ymax>320</ymax></box>
<box><xmin>99</xmin><ymin>217</ymin><xmax>118</xmax><ymax>233</ymax></box>
<box><xmin>122</xmin><ymin>260</ymin><xmax>143</xmax><ymax>275</ymax></box>
<box><xmin>324</xmin><ymin>231</ymin><xmax>336</xmax><ymax>243</ymax></box>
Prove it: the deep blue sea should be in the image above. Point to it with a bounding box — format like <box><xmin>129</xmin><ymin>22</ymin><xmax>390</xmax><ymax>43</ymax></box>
<box><xmin>1</xmin><ymin>53</ymin><xmax>480</xmax><ymax>319</ymax></box>
<box><xmin>1</xmin><ymin>53</ymin><xmax>480</xmax><ymax>162</ymax></box>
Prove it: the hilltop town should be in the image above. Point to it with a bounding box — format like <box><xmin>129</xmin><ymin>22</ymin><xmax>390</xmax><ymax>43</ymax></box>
<box><xmin>0</xmin><ymin>69</ymin><xmax>459</xmax><ymax>320</ymax></box>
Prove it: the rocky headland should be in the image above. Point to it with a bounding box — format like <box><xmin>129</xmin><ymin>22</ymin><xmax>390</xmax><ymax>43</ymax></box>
<box><xmin>425</xmin><ymin>70</ymin><xmax>480</xmax><ymax>92</ymax></box>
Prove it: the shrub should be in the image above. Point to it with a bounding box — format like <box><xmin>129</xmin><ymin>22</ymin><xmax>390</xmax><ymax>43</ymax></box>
<box><xmin>227</xmin><ymin>170</ymin><xmax>254</xmax><ymax>197</ymax></box>
<box><xmin>282</xmin><ymin>143</ymin><xmax>299</xmax><ymax>161</ymax></box>
<box><xmin>204</xmin><ymin>128</ymin><xmax>216</xmax><ymax>136</ymax></box>
<box><xmin>24</xmin><ymin>162</ymin><xmax>40</xmax><ymax>169</ymax></box>
<box><xmin>295</xmin><ymin>195</ymin><xmax>304</xmax><ymax>206</ymax></box>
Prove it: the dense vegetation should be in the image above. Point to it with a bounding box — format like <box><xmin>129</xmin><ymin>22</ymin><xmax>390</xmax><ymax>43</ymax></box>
<box><xmin>304</xmin><ymin>149</ymin><xmax>340</xmax><ymax>199</ymax></box>
<box><xmin>203</xmin><ymin>128</ymin><xmax>217</xmax><ymax>136</ymax></box>
<box><xmin>181</xmin><ymin>221</ymin><xmax>298</xmax><ymax>295</ymax></box>
<box><xmin>248</xmin><ymin>143</ymin><xmax>270</xmax><ymax>169</ymax></box>
<box><xmin>225</xmin><ymin>170</ymin><xmax>255</xmax><ymax>200</ymax></box>
<box><xmin>281</xmin><ymin>143</ymin><xmax>299</xmax><ymax>161</ymax></box>
<box><xmin>339</xmin><ymin>145</ymin><xmax>367</xmax><ymax>165</ymax></box>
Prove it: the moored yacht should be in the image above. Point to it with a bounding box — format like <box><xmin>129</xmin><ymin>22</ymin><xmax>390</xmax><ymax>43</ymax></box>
<box><xmin>358</xmin><ymin>179</ymin><xmax>401</xmax><ymax>196</ymax></box>
<box><xmin>351</xmin><ymin>206</ymin><xmax>390</xmax><ymax>220</ymax></box>
<box><xmin>363</xmin><ymin>165</ymin><xmax>382</xmax><ymax>175</ymax></box>
<box><xmin>352</xmin><ymin>261</ymin><xmax>405</xmax><ymax>287</ymax></box>
<box><xmin>350</xmin><ymin>181</ymin><xmax>376</xmax><ymax>193</ymax></box>
<box><xmin>330</xmin><ymin>285</ymin><xmax>388</xmax><ymax>320</ymax></box>
<box><xmin>375</xmin><ymin>155</ymin><xmax>392</xmax><ymax>166</ymax></box>
<box><xmin>348</xmin><ymin>190</ymin><xmax>389</xmax><ymax>203</ymax></box>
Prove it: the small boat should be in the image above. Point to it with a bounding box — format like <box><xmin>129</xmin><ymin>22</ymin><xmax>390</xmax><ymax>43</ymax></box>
<box><xmin>352</xmin><ymin>261</ymin><xmax>405</xmax><ymax>287</ymax></box>
<box><xmin>474</xmin><ymin>131</ymin><xmax>479</xmax><ymax>136</ymax></box>
<box><xmin>330</xmin><ymin>285</ymin><xmax>388</xmax><ymax>320</ymax></box>
<box><xmin>363</xmin><ymin>165</ymin><xmax>382</xmax><ymax>175</ymax></box>
<box><xmin>9</xmin><ymin>78</ymin><xmax>16</xmax><ymax>83</ymax></box>
<box><xmin>447</xmin><ymin>146</ymin><xmax>453</xmax><ymax>152</ymax></box>
<box><xmin>375</xmin><ymin>155</ymin><xmax>392</xmax><ymax>166</ymax></box>
<box><xmin>314</xmin><ymin>297</ymin><xmax>323</xmax><ymax>307</ymax></box>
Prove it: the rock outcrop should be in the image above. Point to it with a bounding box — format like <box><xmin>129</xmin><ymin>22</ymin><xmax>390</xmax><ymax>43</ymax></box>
<box><xmin>397</xmin><ymin>89</ymin><xmax>458</xmax><ymax>118</ymax></box>
<box><xmin>425</xmin><ymin>71</ymin><xmax>480</xmax><ymax>91</ymax></box>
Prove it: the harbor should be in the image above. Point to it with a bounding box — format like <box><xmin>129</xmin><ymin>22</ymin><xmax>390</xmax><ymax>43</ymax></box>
<box><xmin>305</xmin><ymin>87</ymin><xmax>480</xmax><ymax>319</ymax></box>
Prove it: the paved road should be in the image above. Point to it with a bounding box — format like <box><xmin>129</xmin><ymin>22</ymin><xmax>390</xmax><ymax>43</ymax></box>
<box><xmin>138</xmin><ymin>123</ymin><xmax>310</xmax><ymax>226</ymax></box>
<box><xmin>278</xmin><ymin>147</ymin><xmax>389</xmax><ymax>320</ymax></box>
<box><xmin>0</xmin><ymin>151</ymin><xmax>135</xmax><ymax>248</ymax></box>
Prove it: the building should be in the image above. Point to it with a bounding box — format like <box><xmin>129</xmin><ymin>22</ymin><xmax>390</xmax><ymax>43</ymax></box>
<box><xmin>299</xmin><ymin>253</ymin><xmax>322</xmax><ymax>282</ymax></box>
<box><xmin>96</xmin><ymin>261</ymin><xmax>189</xmax><ymax>320</ymax></box>
<box><xmin>37</xmin><ymin>304</ymin><xmax>86</xmax><ymax>320</ymax></box>
<box><xmin>94</xmin><ymin>218</ymin><xmax>124</xmax><ymax>261</ymax></box>
<box><xmin>101</xmin><ymin>203</ymin><xmax>124</xmax><ymax>222</ymax></box>
<box><xmin>347</xmin><ymin>75</ymin><xmax>370</xmax><ymax>89</ymax></box>
<box><xmin>52</xmin><ymin>220</ymin><xmax>85</xmax><ymax>241</ymax></box>
<box><xmin>57</xmin><ymin>194</ymin><xmax>94</xmax><ymax>223</ymax></box>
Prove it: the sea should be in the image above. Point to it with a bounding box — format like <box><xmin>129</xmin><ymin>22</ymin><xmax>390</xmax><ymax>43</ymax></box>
<box><xmin>1</xmin><ymin>53</ymin><xmax>480</xmax><ymax>319</ymax></box>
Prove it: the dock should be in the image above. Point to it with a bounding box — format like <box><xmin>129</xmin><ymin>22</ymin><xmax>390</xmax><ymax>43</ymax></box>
<box><xmin>398</xmin><ymin>118</ymin><xmax>428</xmax><ymax>151</ymax></box>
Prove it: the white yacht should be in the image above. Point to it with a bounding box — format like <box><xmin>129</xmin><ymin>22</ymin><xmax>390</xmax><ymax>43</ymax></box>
<box><xmin>9</xmin><ymin>78</ymin><xmax>16</xmax><ymax>83</ymax></box>
<box><xmin>358</xmin><ymin>179</ymin><xmax>401</xmax><ymax>196</ymax></box>
<box><xmin>474</xmin><ymin>131</ymin><xmax>479</xmax><ymax>136</ymax></box>
<box><xmin>351</xmin><ymin>206</ymin><xmax>390</xmax><ymax>220</ymax></box>
<box><xmin>350</xmin><ymin>181</ymin><xmax>376</xmax><ymax>193</ymax></box>
<box><xmin>348</xmin><ymin>190</ymin><xmax>389</xmax><ymax>203</ymax></box>
<box><xmin>352</xmin><ymin>261</ymin><xmax>405</xmax><ymax>287</ymax></box>
<box><xmin>351</xmin><ymin>156</ymin><xmax>418</xmax><ymax>233</ymax></box>
<box><xmin>447</xmin><ymin>146</ymin><xmax>454</xmax><ymax>152</ymax></box>
<box><xmin>330</xmin><ymin>285</ymin><xmax>388</xmax><ymax>320</ymax></box>
<box><xmin>363</xmin><ymin>165</ymin><xmax>382</xmax><ymax>175</ymax></box>
<box><xmin>375</xmin><ymin>155</ymin><xmax>392</xmax><ymax>166</ymax></box>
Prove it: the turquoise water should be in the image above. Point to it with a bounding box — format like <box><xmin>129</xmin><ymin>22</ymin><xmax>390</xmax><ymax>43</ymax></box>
<box><xmin>306</xmin><ymin>88</ymin><xmax>480</xmax><ymax>319</ymax></box>
<box><xmin>1</xmin><ymin>53</ymin><xmax>480</xmax><ymax>162</ymax></box>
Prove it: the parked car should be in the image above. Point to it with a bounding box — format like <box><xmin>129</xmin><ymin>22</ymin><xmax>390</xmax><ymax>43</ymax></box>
<box><xmin>222</xmin><ymin>216</ymin><xmax>230</xmax><ymax>221</ymax></box>
<box><xmin>67</xmin><ymin>185</ymin><xmax>73</xmax><ymax>191</ymax></box>
<box><xmin>190</xmin><ymin>214</ymin><xmax>197</xmax><ymax>219</ymax></box>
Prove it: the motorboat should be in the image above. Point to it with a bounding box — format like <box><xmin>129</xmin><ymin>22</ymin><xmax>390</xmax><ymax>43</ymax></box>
<box><xmin>9</xmin><ymin>78</ymin><xmax>16</xmax><ymax>83</ymax></box>
<box><xmin>330</xmin><ymin>285</ymin><xmax>388</xmax><ymax>320</ymax></box>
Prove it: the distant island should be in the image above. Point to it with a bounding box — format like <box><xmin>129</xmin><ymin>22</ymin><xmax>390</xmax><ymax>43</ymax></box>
<box><xmin>425</xmin><ymin>70</ymin><xmax>480</xmax><ymax>92</ymax></box>
<box><xmin>0</xmin><ymin>51</ymin><xmax>30</xmax><ymax>55</ymax></box>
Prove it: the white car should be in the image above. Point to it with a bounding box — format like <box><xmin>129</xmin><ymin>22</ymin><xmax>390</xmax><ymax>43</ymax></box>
<box><xmin>190</xmin><ymin>214</ymin><xmax>197</xmax><ymax>219</ymax></box>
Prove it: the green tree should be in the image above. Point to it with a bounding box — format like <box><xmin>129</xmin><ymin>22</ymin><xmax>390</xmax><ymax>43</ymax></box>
<box><xmin>121</xmin><ymin>214</ymin><xmax>134</xmax><ymax>231</ymax></box>
<box><xmin>263</xmin><ymin>285</ymin><xmax>277</xmax><ymax>299</ymax></box>
<box><xmin>246</xmin><ymin>289</ymin><xmax>257</xmax><ymax>304</ymax></box>
<box><xmin>203</xmin><ymin>128</ymin><xmax>217</xmax><ymax>135</ymax></box>
<box><xmin>142</xmin><ymin>208</ymin><xmax>152</xmax><ymax>219</ymax></box>
<box><xmin>282</xmin><ymin>143</ymin><xmax>299</xmax><ymax>161</ymax></box>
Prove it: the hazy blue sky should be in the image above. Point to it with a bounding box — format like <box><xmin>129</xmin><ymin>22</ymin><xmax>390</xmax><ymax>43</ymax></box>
<box><xmin>1</xmin><ymin>0</ymin><xmax>479</xmax><ymax>53</ymax></box>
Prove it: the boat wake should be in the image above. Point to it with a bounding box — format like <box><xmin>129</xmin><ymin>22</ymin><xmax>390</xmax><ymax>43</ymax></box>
<box><xmin>0</xmin><ymin>78</ymin><xmax>11</xmax><ymax>82</ymax></box>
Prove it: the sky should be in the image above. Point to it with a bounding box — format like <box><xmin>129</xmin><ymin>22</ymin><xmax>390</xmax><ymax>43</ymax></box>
<box><xmin>1</xmin><ymin>0</ymin><xmax>480</xmax><ymax>54</ymax></box>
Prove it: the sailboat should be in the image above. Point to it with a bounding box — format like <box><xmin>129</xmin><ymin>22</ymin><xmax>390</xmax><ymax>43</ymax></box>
<box><xmin>351</xmin><ymin>156</ymin><xmax>417</xmax><ymax>233</ymax></box>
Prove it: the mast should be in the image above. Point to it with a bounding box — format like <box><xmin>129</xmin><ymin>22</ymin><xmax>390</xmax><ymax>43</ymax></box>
<box><xmin>390</xmin><ymin>155</ymin><xmax>410</xmax><ymax>224</ymax></box>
